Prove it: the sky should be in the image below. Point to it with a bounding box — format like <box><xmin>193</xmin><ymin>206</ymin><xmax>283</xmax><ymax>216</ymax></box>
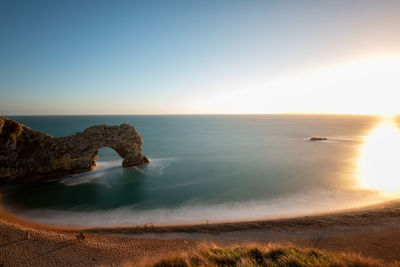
<box><xmin>1</xmin><ymin>0</ymin><xmax>400</xmax><ymax>115</ymax></box>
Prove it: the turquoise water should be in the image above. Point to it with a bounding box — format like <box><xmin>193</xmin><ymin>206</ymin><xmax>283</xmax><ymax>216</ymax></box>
<box><xmin>3</xmin><ymin>115</ymin><xmax>397</xmax><ymax>226</ymax></box>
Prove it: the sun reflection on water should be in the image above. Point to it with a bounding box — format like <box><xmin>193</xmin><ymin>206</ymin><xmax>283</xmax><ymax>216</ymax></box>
<box><xmin>358</xmin><ymin>116</ymin><xmax>400</xmax><ymax>194</ymax></box>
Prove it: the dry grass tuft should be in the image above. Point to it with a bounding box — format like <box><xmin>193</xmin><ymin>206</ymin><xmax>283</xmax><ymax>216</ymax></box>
<box><xmin>136</xmin><ymin>243</ymin><xmax>397</xmax><ymax>267</ymax></box>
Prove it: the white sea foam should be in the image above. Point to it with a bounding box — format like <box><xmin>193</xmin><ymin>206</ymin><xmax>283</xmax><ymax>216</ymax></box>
<box><xmin>6</xmin><ymin>188</ymin><xmax>391</xmax><ymax>227</ymax></box>
<box><xmin>60</xmin><ymin>157</ymin><xmax>176</xmax><ymax>186</ymax></box>
<box><xmin>60</xmin><ymin>160</ymin><xmax>122</xmax><ymax>186</ymax></box>
<box><xmin>141</xmin><ymin>157</ymin><xmax>177</xmax><ymax>176</ymax></box>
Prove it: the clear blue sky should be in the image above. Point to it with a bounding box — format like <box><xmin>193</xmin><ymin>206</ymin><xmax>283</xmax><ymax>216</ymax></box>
<box><xmin>1</xmin><ymin>0</ymin><xmax>400</xmax><ymax>115</ymax></box>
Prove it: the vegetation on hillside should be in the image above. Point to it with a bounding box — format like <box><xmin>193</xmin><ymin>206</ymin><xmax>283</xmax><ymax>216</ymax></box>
<box><xmin>141</xmin><ymin>243</ymin><xmax>393</xmax><ymax>267</ymax></box>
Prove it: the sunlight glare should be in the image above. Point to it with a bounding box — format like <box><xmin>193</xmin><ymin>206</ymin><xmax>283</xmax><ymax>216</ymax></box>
<box><xmin>203</xmin><ymin>55</ymin><xmax>400</xmax><ymax>115</ymax></box>
<box><xmin>358</xmin><ymin>116</ymin><xmax>400</xmax><ymax>194</ymax></box>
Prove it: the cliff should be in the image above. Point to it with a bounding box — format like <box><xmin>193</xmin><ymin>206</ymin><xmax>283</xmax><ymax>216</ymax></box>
<box><xmin>0</xmin><ymin>116</ymin><xmax>149</xmax><ymax>183</ymax></box>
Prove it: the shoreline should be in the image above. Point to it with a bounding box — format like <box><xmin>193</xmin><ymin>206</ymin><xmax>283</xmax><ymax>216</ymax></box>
<box><xmin>2</xmin><ymin>195</ymin><xmax>400</xmax><ymax>233</ymax></box>
<box><xmin>2</xmin><ymin>189</ymin><xmax>396</xmax><ymax>229</ymax></box>
<box><xmin>2</xmin><ymin>197</ymin><xmax>400</xmax><ymax>265</ymax></box>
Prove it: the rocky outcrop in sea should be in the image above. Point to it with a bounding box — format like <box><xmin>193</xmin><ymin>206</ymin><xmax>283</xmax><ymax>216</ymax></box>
<box><xmin>0</xmin><ymin>116</ymin><xmax>149</xmax><ymax>183</ymax></box>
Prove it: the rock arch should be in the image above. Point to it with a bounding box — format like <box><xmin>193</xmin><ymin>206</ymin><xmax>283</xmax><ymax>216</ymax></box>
<box><xmin>0</xmin><ymin>117</ymin><xmax>149</xmax><ymax>183</ymax></box>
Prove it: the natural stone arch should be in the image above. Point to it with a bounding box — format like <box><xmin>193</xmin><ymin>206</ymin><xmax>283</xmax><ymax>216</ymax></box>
<box><xmin>0</xmin><ymin>117</ymin><xmax>149</xmax><ymax>183</ymax></box>
<box><xmin>63</xmin><ymin>123</ymin><xmax>149</xmax><ymax>169</ymax></box>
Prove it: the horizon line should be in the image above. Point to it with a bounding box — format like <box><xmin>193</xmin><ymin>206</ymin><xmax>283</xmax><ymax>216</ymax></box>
<box><xmin>2</xmin><ymin>112</ymin><xmax>394</xmax><ymax>117</ymax></box>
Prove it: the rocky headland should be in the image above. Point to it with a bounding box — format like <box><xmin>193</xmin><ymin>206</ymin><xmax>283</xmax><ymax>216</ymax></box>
<box><xmin>0</xmin><ymin>116</ymin><xmax>149</xmax><ymax>183</ymax></box>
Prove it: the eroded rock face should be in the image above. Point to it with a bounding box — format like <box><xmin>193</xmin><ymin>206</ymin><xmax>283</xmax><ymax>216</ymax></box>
<box><xmin>0</xmin><ymin>116</ymin><xmax>149</xmax><ymax>183</ymax></box>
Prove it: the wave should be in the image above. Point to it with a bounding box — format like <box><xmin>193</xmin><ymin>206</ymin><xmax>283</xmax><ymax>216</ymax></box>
<box><xmin>140</xmin><ymin>157</ymin><xmax>177</xmax><ymax>176</ymax></box>
<box><xmin>60</xmin><ymin>157</ymin><xmax>177</xmax><ymax>186</ymax></box>
<box><xmin>60</xmin><ymin>160</ymin><xmax>122</xmax><ymax>186</ymax></box>
<box><xmin>6</xmin><ymin>188</ymin><xmax>391</xmax><ymax>227</ymax></box>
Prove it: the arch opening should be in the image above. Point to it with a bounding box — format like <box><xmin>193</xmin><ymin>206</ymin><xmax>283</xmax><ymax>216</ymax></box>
<box><xmin>93</xmin><ymin>147</ymin><xmax>124</xmax><ymax>171</ymax></box>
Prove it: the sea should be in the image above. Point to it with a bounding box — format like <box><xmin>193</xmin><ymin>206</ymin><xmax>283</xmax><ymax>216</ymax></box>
<box><xmin>3</xmin><ymin>114</ymin><xmax>400</xmax><ymax>227</ymax></box>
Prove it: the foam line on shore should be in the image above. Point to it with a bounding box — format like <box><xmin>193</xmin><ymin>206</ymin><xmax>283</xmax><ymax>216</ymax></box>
<box><xmin>3</xmin><ymin>188</ymin><xmax>392</xmax><ymax>228</ymax></box>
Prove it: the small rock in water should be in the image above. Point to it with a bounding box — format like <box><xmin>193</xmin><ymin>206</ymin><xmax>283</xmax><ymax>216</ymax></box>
<box><xmin>309</xmin><ymin>137</ymin><xmax>328</xmax><ymax>141</ymax></box>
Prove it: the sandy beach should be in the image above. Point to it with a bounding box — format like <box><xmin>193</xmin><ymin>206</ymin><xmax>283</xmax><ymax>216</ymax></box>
<box><xmin>1</xmin><ymin>198</ymin><xmax>400</xmax><ymax>266</ymax></box>
<box><xmin>2</xmin><ymin>0</ymin><xmax>400</xmax><ymax>265</ymax></box>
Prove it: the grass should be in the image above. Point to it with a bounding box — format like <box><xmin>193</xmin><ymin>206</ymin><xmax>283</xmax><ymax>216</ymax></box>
<box><xmin>138</xmin><ymin>243</ymin><xmax>395</xmax><ymax>267</ymax></box>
